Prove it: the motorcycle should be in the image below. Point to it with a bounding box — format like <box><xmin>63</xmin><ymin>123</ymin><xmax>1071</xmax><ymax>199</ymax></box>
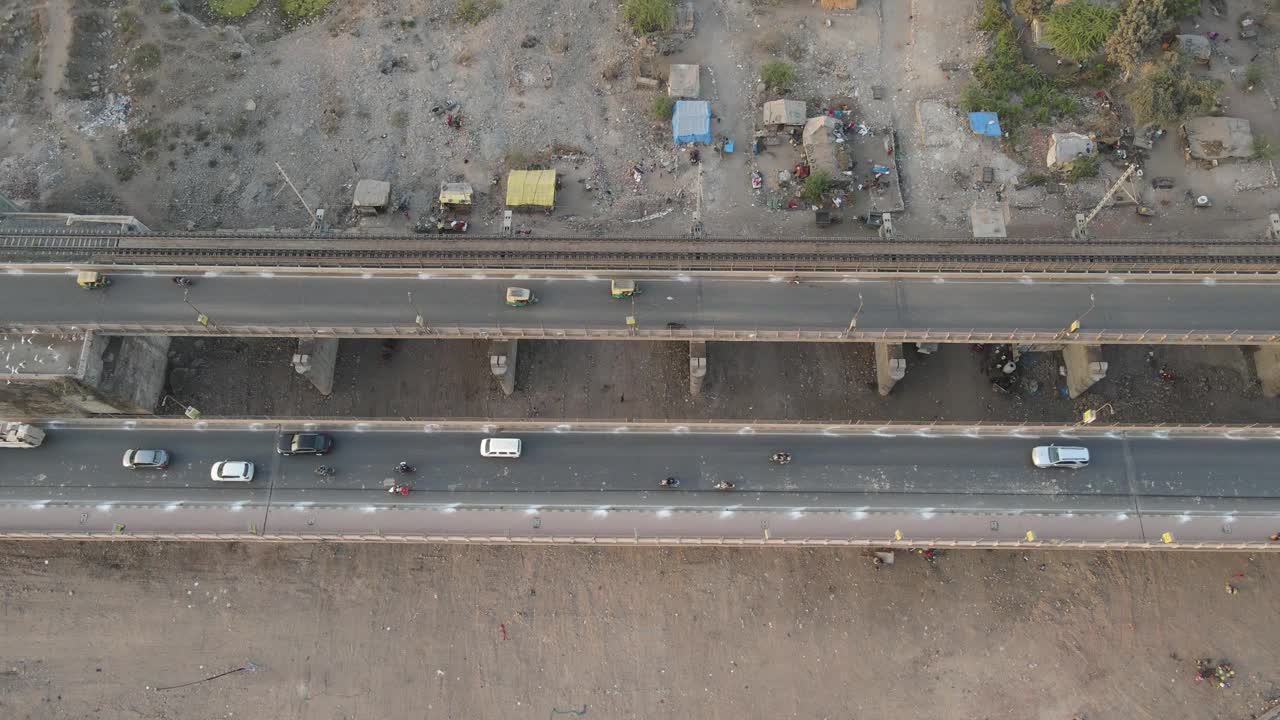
<box><xmin>769</xmin><ymin>452</ymin><xmax>792</xmax><ymax>465</ymax></box>
<box><xmin>713</xmin><ymin>481</ymin><xmax>736</xmax><ymax>491</ymax></box>
<box><xmin>172</xmin><ymin>276</ymin><xmax>193</xmax><ymax>287</ymax></box>
<box><xmin>388</xmin><ymin>484</ymin><xmax>411</xmax><ymax>496</ymax></box>
<box><xmin>659</xmin><ymin>477</ymin><xmax>680</xmax><ymax>488</ymax></box>
<box><xmin>395</xmin><ymin>462</ymin><xmax>416</xmax><ymax>474</ymax></box>
<box><xmin>314</xmin><ymin>465</ymin><xmax>335</xmax><ymax>477</ymax></box>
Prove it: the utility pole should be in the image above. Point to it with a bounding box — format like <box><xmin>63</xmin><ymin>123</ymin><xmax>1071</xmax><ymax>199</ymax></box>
<box><xmin>844</xmin><ymin>293</ymin><xmax>864</xmax><ymax>339</ymax></box>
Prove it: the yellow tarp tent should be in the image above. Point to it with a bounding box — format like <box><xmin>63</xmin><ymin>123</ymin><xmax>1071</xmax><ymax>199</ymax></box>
<box><xmin>505</xmin><ymin>170</ymin><xmax>556</xmax><ymax>208</ymax></box>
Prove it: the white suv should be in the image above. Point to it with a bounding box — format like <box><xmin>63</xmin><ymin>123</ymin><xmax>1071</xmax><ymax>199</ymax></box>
<box><xmin>1031</xmin><ymin>446</ymin><xmax>1089</xmax><ymax>469</ymax></box>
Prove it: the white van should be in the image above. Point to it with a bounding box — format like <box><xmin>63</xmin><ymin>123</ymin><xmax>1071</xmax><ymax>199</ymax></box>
<box><xmin>480</xmin><ymin>438</ymin><xmax>522</xmax><ymax>458</ymax></box>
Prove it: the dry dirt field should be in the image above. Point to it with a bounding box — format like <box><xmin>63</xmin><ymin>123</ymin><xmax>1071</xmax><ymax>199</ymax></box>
<box><xmin>162</xmin><ymin>336</ymin><xmax>1280</xmax><ymax>424</ymax></box>
<box><xmin>1</xmin><ymin>0</ymin><xmax>1277</xmax><ymax>239</ymax></box>
<box><xmin>2</xmin><ymin>542</ymin><xmax>1280</xmax><ymax>720</ymax></box>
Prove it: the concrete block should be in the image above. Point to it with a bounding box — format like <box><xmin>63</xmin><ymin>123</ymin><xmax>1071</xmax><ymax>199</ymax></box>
<box><xmin>689</xmin><ymin>341</ymin><xmax>707</xmax><ymax>397</ymax></box>
<box><xmin>294</xmin><ymin>338</ymin><xmax>338</xmax><ymax>396</ymax></box>
<box><xmin>1252</xmin><ymin>346</ymin><xmax>1280</xmax><ymax>398</ymax></box>
<box><xmin>1062</xmin><ymin>344</ymin><xmax>1107</xmax><ymax>399</ymax></box>
<box><xmin>874</xmin><ymin>342</ymin><xmax>906</xmax><ymax>397</ymax></box>
<box><xmin>489</xmin><ymin>339</ymin><xmax>519</xmax><ymax>396</ymax></box>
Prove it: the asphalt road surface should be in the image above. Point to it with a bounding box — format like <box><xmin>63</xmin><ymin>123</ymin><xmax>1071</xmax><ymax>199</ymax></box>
<box><xmin>3</xmin><ymin>426</ymin><xmax>1280</xmax><ymax>544</ymax></box>
<box><xmin>6</xmin><ymin>272</ymin><xmax>1280</xmax><ymax>335</ymax></box>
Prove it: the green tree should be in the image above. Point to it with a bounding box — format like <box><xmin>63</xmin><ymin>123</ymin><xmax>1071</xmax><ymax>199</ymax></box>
<box><xmin>1105</xmin><ymin>0</ymin><xmax>1172</xmax><ymax>78</ymax></box>
<box><xmin>760</xmin><ymin>60</ymin><xmax>796</xmax><ymax>90</ymax></box>
<box><xmin>623</xmin><ymin>0</ymin><xmax>675</xmax><ymax>34</ymax></box>
<box><xmin>1126</xmin><ymin>56</ymin><xmax>1220</xmax><ymax>125</ymax></box>
<box><xmin>800</xmin><ymin>170</ymin><xmax>830</xmax><ymax>205</ymax></box>
<box><xmin>1043</xmin><ymin>1</ymin><xmax>1120</xmax><ymax>63</ymax></box>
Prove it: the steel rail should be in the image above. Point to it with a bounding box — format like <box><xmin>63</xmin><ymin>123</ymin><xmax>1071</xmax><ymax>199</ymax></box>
<box><xmin>6</xmin><ymin>232</ymin><xmax>1280</xmax><ymax>273</ymax></box>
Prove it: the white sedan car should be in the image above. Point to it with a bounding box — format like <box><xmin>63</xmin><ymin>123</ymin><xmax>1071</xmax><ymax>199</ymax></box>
<box><xmin>210</xmin><ymin>460</ymin><xmax>255</xmax><ymax>482</ymax></box>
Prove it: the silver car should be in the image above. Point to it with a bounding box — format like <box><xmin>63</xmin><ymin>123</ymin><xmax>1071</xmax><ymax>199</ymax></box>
<box><xmin>210</xmin><ymin>461</ymin><xmax>255</xmax><ymax>482</ymax></box>
<box><xmin>122</xmin><ymin>448</ymin><xmax>170</xmax><ymax>470</ymax></box>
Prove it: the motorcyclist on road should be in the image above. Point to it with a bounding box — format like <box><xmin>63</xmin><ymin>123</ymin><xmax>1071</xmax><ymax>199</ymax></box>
<box><xmin>172</xmin><ymin>276</ymin><xmax>192</xmax><ymax>287</ymax></box>
<box><xmin>388</xmin><ymin>484</ymin><xmax>411</xmax><ymax>496</ymax></box>
<box><xmin>660</xmin><ymin>477</ymin><xmax>679</xmax><ymax>488</ymax></box>
<box><xmin>395</xmin><ymin>462</ymin><xmax>414</xmax><ymax>474</ymax></box>
<box><xmin>770</xmin><ymin>452</ymin><xmax>792</xmax><ymax>464</ymax></box>
<box><xmin>713</xmin><ymin>481</ymin><xmax>735</xmax><ymax>491</ymax></box>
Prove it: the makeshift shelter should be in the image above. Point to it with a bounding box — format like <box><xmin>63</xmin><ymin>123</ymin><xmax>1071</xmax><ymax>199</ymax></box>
<box><xmin>352</xmin><ymin>179</ymin><xmax>391</xmax><ymax>216</ymax></box>
<box><xmin>762</xmin><ymin>99</ymin><xmax>806</xmax><ymax>129</ymax></box>
<box><xmin>505</xmin><ymin>170</ymin><xmax>557</xmax><ymax>210</ymax></box>
<box><xmin>968</xmin><ymin>112</ymin><xmax>1002</xmax><ymax>138</ymax></box>
<box><xmin>672</xmin><ymin>100</ymin><xmax>712</xmax><ymax>145</ymax></box>
<box><xmin>801</xmin><ymin>116</ymin><xmax>848</xmax><ymax>176</ymax></box>
<box><xmin>1183</xmin><ymin>117</ymin><xmax>1254</xmax><ymax>161</ymax></box>
<box><xmin>667</xmin><ymin>64</ymin><xmax>700</xmax><ymax>98</ymax></box>
<box><xmin>438</xmin><ymin>182</ymin><xmax>474</xmax><ymax>211</ymax></box>
<box><xmin>1176</xmin><ymin>34</ymin><xmax>1211</xmax><ymax>65</ymax></box>
<box><xmin>1046</xmin><ymin>132</ymin><xmax>1095</xmax><ymax>168</ymax></box>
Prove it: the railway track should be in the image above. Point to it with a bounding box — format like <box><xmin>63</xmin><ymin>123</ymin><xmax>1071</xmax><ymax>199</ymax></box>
<box><xmin>4</xmin><ymin>232</ymin><xmax>1280</xmax><ymax>272</ymax></box>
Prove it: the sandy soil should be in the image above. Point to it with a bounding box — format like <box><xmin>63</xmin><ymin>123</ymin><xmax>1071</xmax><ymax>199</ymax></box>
<box><xmin>161</xmin><ymin>336</ymin><xmax>1280</xmax><ymax>423</ymax></box>
<box><xmin>0</xmin><ymin>0</ymin><xmax>1277</xmax><ymax>240</ymax></box>
<box><xmin>1</xmin><ymin>541</ymin><xmax>1279</xmax><ymax>720</ymax></box>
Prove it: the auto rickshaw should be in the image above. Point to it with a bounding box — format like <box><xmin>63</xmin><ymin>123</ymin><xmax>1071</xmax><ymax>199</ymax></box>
<box><xmin>505</xmin><ymin>287</ymin><xmax>536</xmax><ymax>307</ymax></box>
<box><xmin>76</xmin><ymin>271</ymin><xmax>110</xmax><ymax>290</ymax></box>
<box><xmin>610</xmin><ymin>279</ymin><xmax>639</xmax><ymax>299</ymax></box>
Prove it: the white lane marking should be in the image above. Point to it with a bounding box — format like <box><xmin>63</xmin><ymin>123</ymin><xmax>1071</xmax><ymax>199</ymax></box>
<box><xmin>257</xmin><ymin>271</ymin><xmax>275</xmax><ymax>278</ymax></box>
<box><xmin>354</xmin><ymin>423</ymin><xmax>370</xmax><ymax>433</ymax></box>
<box><xmin>6</xmin><ymin>268</ymin><xmax>23</xmax><ymax>275</ymax></box>
<box><xmin>361</xmin><ymin>505</ymin><xmax>379</xmax><ymax>513</ymax></box>
<box><xmin>418</xmin><ymin>272</ymin><xmax>433</xmax><ymax>280</ymax></box>
<box><xmin>96</xmin><ymin>503</ymin><xmax>113</xmax><ymax>512</ymax></box>
<box><xmin>193</xmin><ymin>421</ymin><xmax>208</xmax><ymax>431</ymax></box>
<box><xmin>720</xmin><ymin>510</ymin><xmax>734</xmax><ymax>518</ymax></box>
<box><xmin>553</xmin><ymin>424</ymin><xmax>572</xmax><ymax>433</ymax></box>
<box><xmin>738</xmin><ymin>427</ymin><xmax>755</xmax><ymax>435</ymax></box>
<box><xmin>593</xmin><ymin>507</ymin><xmax>609</xmax><ymax>517</ymax></box>
<box><xmin>657</xmin><ymin>508</ymin><xmax>673</xmax><ymax>518</ymax></box>
<box><xmin>1019</xmin><ymin>277</ymin><xmax>1034</xmax><ymax>285</ymax></box>
<box><xmin>672</xmin><ymin>426</ymin><xmax>689</xmax><ymax>434</ymax></box>
<box><xmin>1108</xmin><ymin>277</ymin><xmax>1125</xmax><ymax>285</ymax></box>
<box><xmin>524</xmin><ymin>507</ymin><xmax>540</xmax><ymax>515</ymax></box>
<box><xmin>850</xmin><ymin>511</ymin><xmax>868</xmax><ymax>520</ymax></box>
<box><xmin>1202</xmin><ymin>277</ymin><xmax>1217</xmax><ymax>286</ymax></box>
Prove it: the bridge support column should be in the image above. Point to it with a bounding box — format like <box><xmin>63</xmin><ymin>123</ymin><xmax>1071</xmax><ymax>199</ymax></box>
<box><xmin>292</xmin><ymin>338</ymin><xmax>338</xmax><ymax>396</ymax></box>
<box><xmin>490</xmin><ymin>340</ymin><xmax>518</xmax><ymax>396</ymax></box>
<box><xmin>1062</xmin><ymin>344</ymin><xmax>1107</xmax><ymax>399</ymax></box>
<box><xmin>1251</xmin><ymin>346</ymin><xmax>1280</xmax><ymax>398</ymax></box>
<box><xmin>689</xmin><ymin>341</ymin><xmax>707</xmax><ymax>397</ymax></box>
<box><xmin>874</xmin><ymin>342</ymin><xmax>906</xmax><ymax>397</ymax></box>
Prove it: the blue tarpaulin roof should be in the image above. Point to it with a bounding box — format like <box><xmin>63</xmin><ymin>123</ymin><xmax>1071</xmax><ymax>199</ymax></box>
<box><xmin>968</xmin><ymin>112</ymin><xmax>1002</xmax><ymax>137</ymax></box>
<box><xmin>672</xmin><ymin>100</ymin><xmax>712</xmax><ymax>145</ymax></box>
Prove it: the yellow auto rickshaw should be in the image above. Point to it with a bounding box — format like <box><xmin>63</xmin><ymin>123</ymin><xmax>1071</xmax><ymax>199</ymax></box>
<box><xmin>76</xmin><ymin>271</ymin><xmax>110</xmax><ymax>290</ymax></box>
<box><xmin>505</xmin><ymin>287</ymin><xmax>536</xmax><ymax>307</ymax></box>
<box><xmin>610</xmin><ymin>279</ymin><xmax>639</xmax><ymax>299</ymax></box>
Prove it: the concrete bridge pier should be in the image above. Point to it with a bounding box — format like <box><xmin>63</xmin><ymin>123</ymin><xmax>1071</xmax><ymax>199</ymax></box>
<box><xmin>874</xmin><ymin>342</ymin><xmax>906</xmax><ymax>397</ymax></box>
<box><xmin>689</xmin><ymin>341</ymin><xmax>707</xmax><ymax>397</ymax></box>
<box><xmin>490</xmin><ymin>340</ymin><xmax>518</xmax><ymax>396</ymax></box>
<box><xmin>292</xmin><ymin>338</ymin><xmax>338</xmax><ymax>396</ymax></box>
<box><xmin>1062</xmin><ymin>344</ymin><xmax>1108</xmax><ymax>399</ymax></box>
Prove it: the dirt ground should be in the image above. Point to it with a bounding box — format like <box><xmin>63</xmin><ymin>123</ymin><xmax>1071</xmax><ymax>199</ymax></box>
<box><xmin>1</xmin><ymin>0</ymin><xmax>1277</xmax><ymax>239</ymax></box>
<box><xmin>2</xmin><ymin>541</ymin><xmax>1279</xmax><ymax>720</ymax></box>
<box><xmin>161</xmin><ymin>336</ymin><xmax>1280</xmax><ymax>423</ymax></box>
